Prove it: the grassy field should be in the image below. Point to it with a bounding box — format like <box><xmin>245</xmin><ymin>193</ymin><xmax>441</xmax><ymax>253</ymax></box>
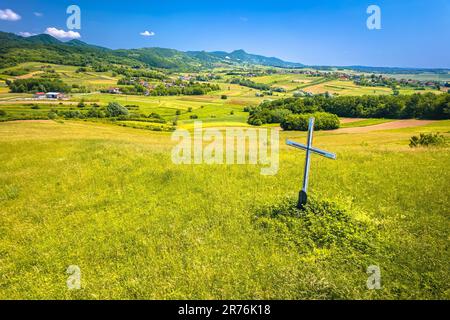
<box><xmin>0</xmin><ymin>119</ymin><xmax>449</xmax><ymax>299</ymax></box>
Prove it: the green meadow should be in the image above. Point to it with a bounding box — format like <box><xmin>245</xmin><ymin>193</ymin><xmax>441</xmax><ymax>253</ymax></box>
<box><xmin>0</xmin><ymin>119</ymin><xmax>449</xmax><ymax>299</ymax></box>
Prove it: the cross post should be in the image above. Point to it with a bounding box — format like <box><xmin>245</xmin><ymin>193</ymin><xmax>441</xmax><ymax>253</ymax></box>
<box><xmin>286</xmin><ymin>117</ymin><xmax>337</xmax><ymax>209</ymax></box>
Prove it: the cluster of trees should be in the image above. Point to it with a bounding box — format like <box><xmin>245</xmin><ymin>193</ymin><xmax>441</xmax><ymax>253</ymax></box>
<box><xmin>280</xmin><ymin>112</ymin><xmax>340</xmax><ymax>131</ymax></box>
<box><xmin>195</xmin><ymin>74</ymin><xmax>222</xmax><ymax>81</ymax></box>
<box><xmin>3</xmin><ymin>68</ymin><xmax>31</xmax><ymax>76</ymax></box>
<box><xmin>354</xmin><ymin>74</ymin><xmax>444</xmax><ymax>91</ymax></box>
<box><xmin>6</xmin><ymin>78</ymin><xmax>70</xmax><ymax>93</ymax></box>
<box><xmin>113</xmin><ymin>67</ymin><xmax>167</xmax><ymax>80</ymax></box>
<box><xmin>56</xmin><ymin>102</ymin><xmax>129</xmax><ymax>119</ymax></box>
<box><xmin>148</xmin><ymin>82</ymin><xmax>220</xmax><ymax>96</ymax></box>
<box><xmin>230</xmin><ymin>78</ymin><xmax>271</xmax><ymax>91</ymax></box>
<box><xmin>247</xmin><ymin>93</ymin><xmax>450</xmax><ymax>126</ymax></box>
<box><xmin>54</xmin><ymin>102</ymin><xmax>167</xmax><ymax>123</ymax></box>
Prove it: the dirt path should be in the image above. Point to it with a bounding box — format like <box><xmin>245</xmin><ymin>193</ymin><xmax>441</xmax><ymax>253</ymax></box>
<box><xmin>339</xmin><ymin>118</ymin><xmax>366</xmax><ymax>124</ymax></box>
<box><xmin>332</xmin><ymin>119</ymin><xmax>435</xmax><ymax>133</ymax></box>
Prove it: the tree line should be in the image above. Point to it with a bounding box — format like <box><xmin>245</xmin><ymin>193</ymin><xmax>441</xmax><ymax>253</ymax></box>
<box><xmin>146</xmin><ymin>82</ymin><xmax>220</xmax><ymax>96</ymax></box>
<box><xmin>247</xmin><ymin>93</ymin><xmax>450</xmax><ymax>126</ymax></box>
<box><xmin>6</xmin><ymin>78</ymin><xmax>71</xmax><ymax>93</ymax></box>
<box><xmin>230</xmin><ymin>78</ymin><xmax>271</xmax><ymax>91</ymax></box>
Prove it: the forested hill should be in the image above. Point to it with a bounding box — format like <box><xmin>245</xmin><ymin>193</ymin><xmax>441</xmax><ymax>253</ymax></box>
<box><xmin>0</xmin><ymin>31</ymin><xmax>304</xmax><ymax>70</ymax></box>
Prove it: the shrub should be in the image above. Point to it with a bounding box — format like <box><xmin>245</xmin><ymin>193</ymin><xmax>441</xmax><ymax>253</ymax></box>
<box><xmin>252</xmin><ymin>119</ymin><xmax>262</xmax><ymax>126</ymax></box>
<box><xmin>270</xmin><ymin>108</ymin><xmax>292</xmax><ymax>123</ymax></box>
<box><xmin>31</xmin><ymin>105</ymin><xmax>40</xmax><ymax>110</ymax></box>
<box><xmin>409</xmin><ymin>133</ymin><xmax>446</xmax><ymax>148</ymax></box>
<box><xmin>253</xmin><ymin>197</ymin><xmax>374</xmax><ymax>253</ymax></box>
<box><xmin>187</xmin><ymin>107</ymin><xmax>193</xmax><ymax>112</ymax></box>
<box><xmin>281</xmin><ymin>112</ymin><xmax>340</xmax><ymax>131</ymax></box>
<box><xmin>0</xmin><ymin>110</ymin><xmax>6</xmax><ymax>117</ymax></box>
<box><xmin>175</xmin><ymin>110</ymin><xmax>181</xmax><ymax>116</ymax></box>
<box><xmin>106</xmin><ymin>102</ymin><xmax>129</xmax><ymax>117</ymax></box>
<box><xmin>48</xmin><ymin>112</ymin><xmax>58</xmax><ymax>120</ymax></box>
<box><xmin>190</xmin><ymin>114</ymin><xmax>198</xmax><ymax>119</ymax></box>
<box><xmin>60</xmin><ymin>110</ymin><xmax>84</xmax><ymax>119</ymax></box>
<box><xmin>86</xmin><ymin>108</ymin><xmax>105</xmax><ymax>118</ymax></box>
<box><xmin>221</xmin><ymin>95</ymin><xmax>228</xmax><ymax>100</ymax></box>
<box><xmin>77</xmin><ymin>101</ymin><xmax>85</xmax><ymax>108</ymax></box>
<box><xmin>148</xmin><ymin>112</ymin><xmax>163</xmax><ymax>119</ymax></box>
<box><xmin>230</xmin><ymin>110</ymin><xmax>234</xmax><ymax>115</ymax></box>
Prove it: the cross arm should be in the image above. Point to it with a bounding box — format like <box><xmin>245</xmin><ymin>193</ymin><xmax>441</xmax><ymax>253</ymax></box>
<box><xmin>286</xmin><ymin>139</ymin><xmax>337</xmax><ymax>160</ymax></box>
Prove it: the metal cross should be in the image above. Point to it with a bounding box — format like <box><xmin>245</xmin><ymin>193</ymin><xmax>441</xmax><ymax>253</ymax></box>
<box><xmin>286</xmin><ymin>117</ymin><xmax>337</xmax><ymax>209</ymax></box>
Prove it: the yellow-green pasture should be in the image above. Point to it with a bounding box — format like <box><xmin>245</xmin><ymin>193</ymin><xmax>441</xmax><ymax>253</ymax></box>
<box><xmin>0</xmin><ymin>119</ymin><xmax>448</xmax><ymax>299</ymax></box>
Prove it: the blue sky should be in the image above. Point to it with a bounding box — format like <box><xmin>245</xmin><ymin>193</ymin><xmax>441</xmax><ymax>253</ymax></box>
<box><xmin>0</xmin><ymin>0</ymin><xmax>449</xmax><ymax>68</ymax></box>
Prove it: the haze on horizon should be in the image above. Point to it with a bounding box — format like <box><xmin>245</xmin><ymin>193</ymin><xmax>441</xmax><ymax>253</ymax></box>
<box><xmin>0</xmin><ymin>0</ymin><xmax>449</xmax><ymax>68</ymax></box>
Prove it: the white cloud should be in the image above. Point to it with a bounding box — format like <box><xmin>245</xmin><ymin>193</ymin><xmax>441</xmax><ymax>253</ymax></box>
<box><xmin>34</xmin><ymin>12</ymin><xmax>43</xmax><ymax>17</ymax></box>
<box><xmin>18</xmin><ymin>32</ymin><xmax>36</xmax><ymax>37</ymax></box>
<box><xmin>45</xmin><ymin>27</ymin><xmax>81</xmax><ymax>39</ymax></box>
<box><xmin>140</xmin><ymin>30</ymin><xmax>155</xmax><ymax>37</ymax></box>
<box><xmin>0</xmin><ymin>9</ymin><xmax>21</xmax><ymax>21</ymax></box>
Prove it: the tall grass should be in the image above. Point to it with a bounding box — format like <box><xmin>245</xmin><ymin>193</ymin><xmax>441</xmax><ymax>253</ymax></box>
<box><xmin>0</xmin><ymin>120</ymin><xmax>448</xmax><ymax>299</ymax></box>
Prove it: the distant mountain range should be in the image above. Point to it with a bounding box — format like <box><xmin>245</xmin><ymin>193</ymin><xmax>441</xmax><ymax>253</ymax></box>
<box><xmin>0</xmin><ymin>31</ymin><xmax>448</xmax><ymax>74</ymax></box>
<box><xmin>0</xmin><ymin>31</ymin><xmax>304</xmax><ymax>70</ymax></box>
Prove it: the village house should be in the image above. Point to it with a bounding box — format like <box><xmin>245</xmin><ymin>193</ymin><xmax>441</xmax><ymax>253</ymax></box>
<box><xmin>108</xmin><ymin>87</ymin><xmax>121</xmax><ymax>94</ymax></box>
<box><xmin>46</xmin><ymin>92</ymin><xmax>64</xmax><ymax>99</ymax></box>
<box><xmin>33</xmin><ymin>92</ymin><xmax>46</xmax><ymax>99</ymax></box>
<box><xmin>179</xmin><ymin>75</ymin><xmax>193</xmax><ymax>81</ymax></box>
<box><xmin>33</xmin><ymin>92</ymin><xmax>65</xmax><ymax>100</ymax></box>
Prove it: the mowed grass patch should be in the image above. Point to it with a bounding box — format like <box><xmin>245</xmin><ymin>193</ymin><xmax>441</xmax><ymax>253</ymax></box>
<box><xmin>340</xmin><ymin>119</ymin><xmax>394</xmax><ymax>128</ymax></box>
